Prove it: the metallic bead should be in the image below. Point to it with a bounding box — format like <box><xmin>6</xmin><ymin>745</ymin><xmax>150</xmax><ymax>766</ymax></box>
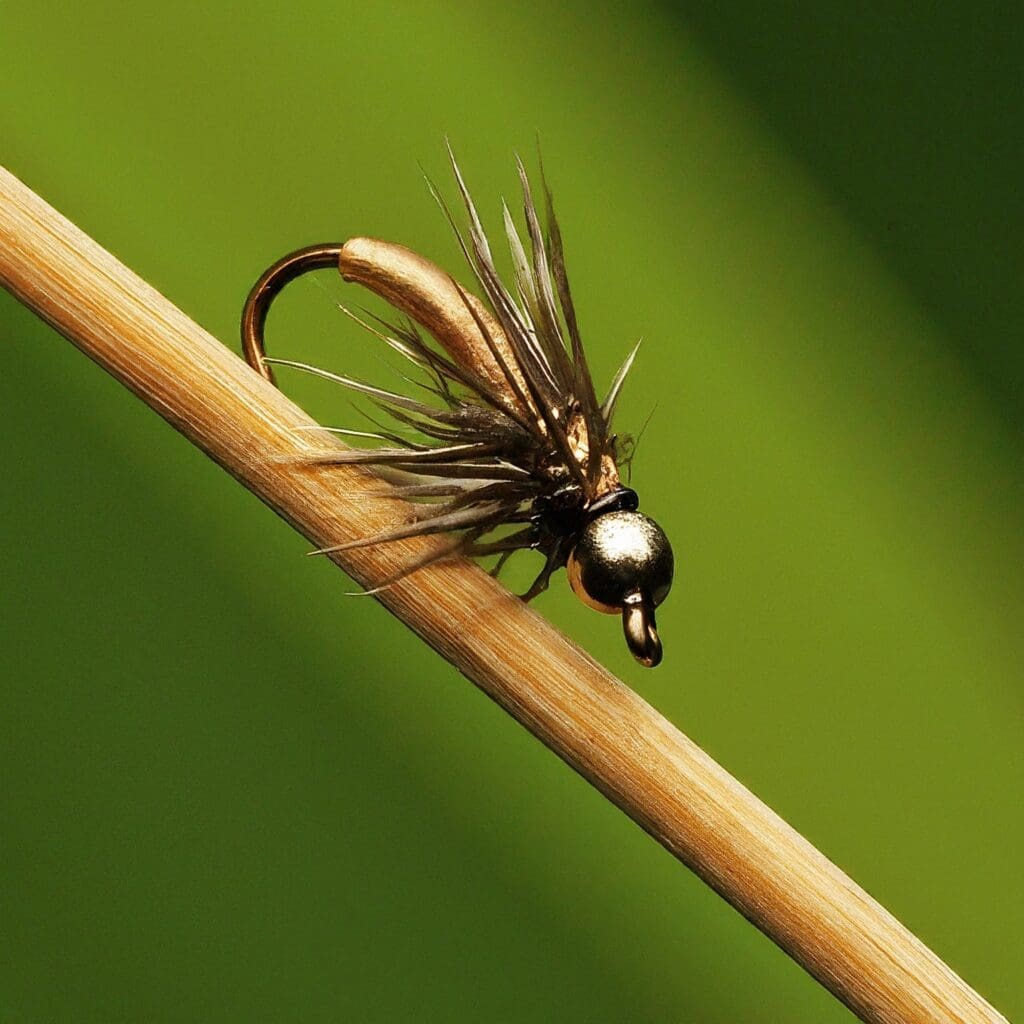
<box><xmin>567</xmin><ymin>511</ymin><xmax>674</xmax><ymax>613</ymax></box>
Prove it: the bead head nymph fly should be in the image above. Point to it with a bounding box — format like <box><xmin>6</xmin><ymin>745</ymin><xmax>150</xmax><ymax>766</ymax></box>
<box><xmin>240</xmin><ymin>146</ymin><xmax>674</xmax><ymax>666</ymax></box>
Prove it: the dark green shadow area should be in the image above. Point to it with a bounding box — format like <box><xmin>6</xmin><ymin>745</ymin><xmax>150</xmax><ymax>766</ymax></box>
<box><xmin>665</xmin><ymin>1</ymin><xmax>1024</xmax><ymax>440</ymax></box>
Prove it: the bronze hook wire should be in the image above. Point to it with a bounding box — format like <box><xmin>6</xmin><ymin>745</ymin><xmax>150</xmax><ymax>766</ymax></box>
<box><xmin>241</xmin><ymin>243</ymin><xmax>346</xmax><ymax>385</ymax></box>
<box><xmin>622</xmin><ymin>590</ymin><xmax>662</xmax><ymax>668</ymax></box>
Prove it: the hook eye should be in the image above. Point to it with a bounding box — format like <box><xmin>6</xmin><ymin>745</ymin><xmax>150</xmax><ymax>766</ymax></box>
<box><xmin>622</xmin><ymin>590</ymin><xmax>662</xmax><ymax>667</ymax></box>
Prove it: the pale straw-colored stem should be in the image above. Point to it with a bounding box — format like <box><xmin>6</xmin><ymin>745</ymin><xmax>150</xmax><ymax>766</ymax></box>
<box><xmin>0</xmin><ymin>165</ymin><xmax>1006</xmax><ymax>1024</ymax></box>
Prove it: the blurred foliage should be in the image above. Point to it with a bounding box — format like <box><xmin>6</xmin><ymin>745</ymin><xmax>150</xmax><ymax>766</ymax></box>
<box><xmin>668</xmin><ymin>1</ymin><xmax>1024</xmax><ymax>433</ymax></box>
<box><xmin>1</xmin><ymin>2</ymin><xmax>1020</xmax><ymax>1021</ymax></box>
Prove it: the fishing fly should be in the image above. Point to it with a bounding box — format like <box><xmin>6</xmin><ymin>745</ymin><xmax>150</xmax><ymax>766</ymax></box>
<box><xmin>241</xmin><ymin>149</ymin><xmax>673</xmax><ymax>666</ymax></box>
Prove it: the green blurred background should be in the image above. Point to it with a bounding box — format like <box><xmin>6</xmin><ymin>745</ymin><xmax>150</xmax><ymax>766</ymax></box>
<box><xmin>1</xmin><ymin>2</ymin><xmax>1021</xmax><ymax>1020</ymax></box>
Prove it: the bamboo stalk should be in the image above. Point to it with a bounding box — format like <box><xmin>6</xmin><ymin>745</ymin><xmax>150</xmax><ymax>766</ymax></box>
<box><xmin>0</xmin><ymin>164</ymin><xmax>1006</xmax><ymax>1024</ymax></box>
